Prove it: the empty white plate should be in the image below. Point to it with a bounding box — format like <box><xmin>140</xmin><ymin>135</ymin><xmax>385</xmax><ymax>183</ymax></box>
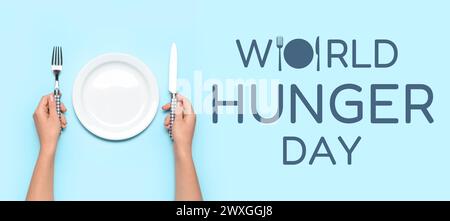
<box><xmin>73</xmin><ymin>53</ymin><xmax>159</xmax><ymax>140</ymax></box>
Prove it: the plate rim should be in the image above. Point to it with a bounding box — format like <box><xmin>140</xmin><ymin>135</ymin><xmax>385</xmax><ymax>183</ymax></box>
<box><xmin>73</xmin><ymin>52</ymin><xmax>159</xmax><ymax>140</ymax></box>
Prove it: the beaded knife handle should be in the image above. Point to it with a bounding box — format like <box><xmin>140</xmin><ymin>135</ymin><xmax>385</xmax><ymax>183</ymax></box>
<box><xmin>169</xmin><ymin>93</ymin><xmax>177</xmax><ymax>140</ymax></box>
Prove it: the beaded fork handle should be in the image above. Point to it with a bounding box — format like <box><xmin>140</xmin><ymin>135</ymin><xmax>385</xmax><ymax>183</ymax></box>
<box><xmin>54</xmin><ymin>87</ymin><xmax>62</xmax><ymax>131</ymax></box>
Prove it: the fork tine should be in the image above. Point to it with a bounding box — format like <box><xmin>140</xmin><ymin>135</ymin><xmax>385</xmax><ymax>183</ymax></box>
<box><xmin>60</xmin><ymin>47</ymin><xmax>63</xmax><ymax>65</ymax></box>
<box><xmin>58</xmin><ymin>46</ymin><xmax>61</xmax><ymax>65</ymax></box>
<box><xmin>52</xmin><ymin>47</ymin><xmax>55</xmax><ymax>65</ymax></box>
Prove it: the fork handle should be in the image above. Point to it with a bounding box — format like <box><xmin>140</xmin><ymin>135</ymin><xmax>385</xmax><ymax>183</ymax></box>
<box><xmin>169</xmin><ymin>93</ymin><xmax>177</xmax><ymax>140</ymax></box>
<box><xmin>54</xmin><ymin>89</ymin><xmax>63</xmax><ymax>131</ymax></box>
<box><xmin>278</xmin><ymin>48</ymin><xmax>282</xmax><ymax>71</ymax></box>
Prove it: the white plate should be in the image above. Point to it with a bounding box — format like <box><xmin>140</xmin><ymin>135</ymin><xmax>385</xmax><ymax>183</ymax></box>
<box><xmin>73</xmin><ymin>53</ymin><xmax>159</xmax><ymax>140</ymax></box>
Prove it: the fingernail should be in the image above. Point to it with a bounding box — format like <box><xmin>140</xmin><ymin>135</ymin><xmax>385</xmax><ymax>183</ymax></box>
<box><xmin>50</xmin><ymin>95</ymin><xmax>54</xmax><ymax>102</ymax></box>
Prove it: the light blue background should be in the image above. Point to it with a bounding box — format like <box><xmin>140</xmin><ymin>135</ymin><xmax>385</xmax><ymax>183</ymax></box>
<box><xmin>0</xmin><ymin>0</ymin><xmax>449</xmax><ymax>200</ymax></box>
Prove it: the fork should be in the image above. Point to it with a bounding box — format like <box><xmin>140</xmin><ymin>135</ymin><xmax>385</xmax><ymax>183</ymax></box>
<box><xmin>276</xmin><ymin>36</ymin><xmax>283</xmax><ymax>71</ymax></box>
<box><xmin>51</xmin><ymin>46</ymin><xmax>63</xmax><ymax>126</ymax></box>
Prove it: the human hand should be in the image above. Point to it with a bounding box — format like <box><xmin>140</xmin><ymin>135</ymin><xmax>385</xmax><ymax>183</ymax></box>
<box><xmin>162</xmin><ymin>94</ymin><xmax>196</xmax><ymax>158</ymax></box>
<box><xmin>33</xmin><ymin>93</ymin><xmax>67</xmax><ymax>156</ymax></box>
<box><xmin>163</xmin><ymin>94</ymin><xmax>201</xmax><ymax>200</ymax></box>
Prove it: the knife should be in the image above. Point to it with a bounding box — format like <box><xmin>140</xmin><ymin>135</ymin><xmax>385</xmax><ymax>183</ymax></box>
<box><xmin>168</xmin><ymin>43</ymin><xmax>178</xmax><ymax>140</ymax></box>
<box><xmin>315</xmin><ymin>36</ymin><xmax>320</xmax><ymax>71</ymax></box>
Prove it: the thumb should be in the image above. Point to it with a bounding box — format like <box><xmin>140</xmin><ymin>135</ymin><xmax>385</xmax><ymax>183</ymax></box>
<box><xmin>174</xmin><ymin>100</ymin><xmax>183</xmax><ymax>123</ymax></box>
<box><xmin>48</xmin><ymin>94</ymin><xmax>58</xmax><ymax>117</ymax></box>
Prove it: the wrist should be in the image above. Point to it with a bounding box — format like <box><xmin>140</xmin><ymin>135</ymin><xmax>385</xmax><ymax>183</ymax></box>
<box><xmin>173</xmin><ymin>144</ymin><xmax>193</xmax><ymax>161</ymax></box>
<box><xmin>175</xmin><ymin>153</ymin><xmax>194</xmax><ymax>166</ymax></box>
<box><xmin>39</xmin><ymin>144</ymin><xmax>57</xmax><ymax>159</ymax></box>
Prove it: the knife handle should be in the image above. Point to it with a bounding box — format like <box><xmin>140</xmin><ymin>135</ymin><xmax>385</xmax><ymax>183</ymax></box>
<box><xmin>169</xmin><ymin>93</ymin><xmax>177</xmax><ymax>140</ymax></box>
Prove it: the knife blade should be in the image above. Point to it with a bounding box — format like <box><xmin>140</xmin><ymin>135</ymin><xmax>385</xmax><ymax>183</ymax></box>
<box><xmin>169</xmin><ymin>43</ymin><xmax>177</xmax><ymax>94</ymax></box>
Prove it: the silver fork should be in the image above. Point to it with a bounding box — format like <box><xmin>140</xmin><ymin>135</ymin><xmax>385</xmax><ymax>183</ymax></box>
<box><xmin>51</xmin><ymin>46</ymin><xmax>63</xmax><ymax>127</ymax></box>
